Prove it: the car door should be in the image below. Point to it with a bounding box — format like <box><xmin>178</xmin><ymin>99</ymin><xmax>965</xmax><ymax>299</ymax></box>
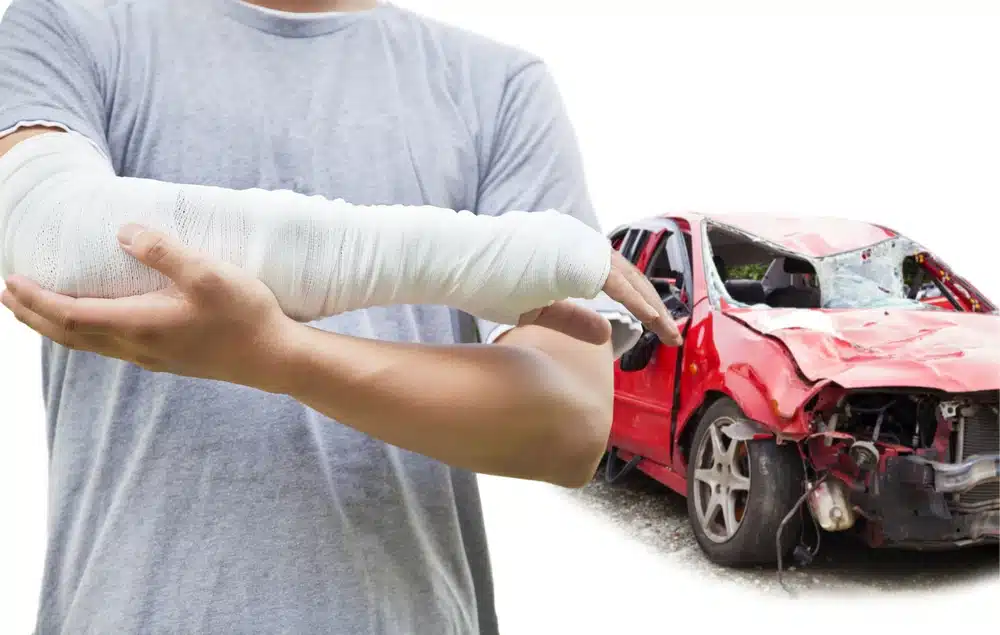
<box><xmin>610</xmin><ymin>226</ymin><xmax>654</xmax><ymax>455</ymax></box>
<box><xmin>611</xmin><ymin>223</ymin><xmax>694</xmax><ymax>466</ymax></box>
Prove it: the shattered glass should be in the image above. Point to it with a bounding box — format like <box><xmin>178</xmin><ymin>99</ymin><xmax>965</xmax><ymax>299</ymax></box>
<box><xmin>816</xmin><ymin>238</ymin><xmax>931</xmax><ymax>310</ymax></box>
<box><xmin>706</xmin><ymin>224</ymin><xmax>941</xmax><ymax>311</ymax></box>
<box><xmin>700</xmin><ymin>223</ymin><xmax>731</xmax><ymax>306</ymax></box>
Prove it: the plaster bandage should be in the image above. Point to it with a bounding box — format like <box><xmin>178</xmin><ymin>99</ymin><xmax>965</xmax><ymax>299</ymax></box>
<box><xmin>0</xmin><ymin>132</ymin><xmax>612</xmax><ymax>325</ymax></box>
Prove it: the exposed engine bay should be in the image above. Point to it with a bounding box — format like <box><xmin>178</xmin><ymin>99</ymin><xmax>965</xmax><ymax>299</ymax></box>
<box><xmin>759</xmin><ymin>389</ymin><xmax>999</xmax><ymax>590</ymax></box>
<box><xmin>822</xmin><ymin>392</ymin><xmax>943</xmax><ymax>452</ymax></box>
<box><xmin>809</xmin><ymin>389</ymin><xmax>997</xmax><ymax>529</ymax></box>
<box><xmin>810</xmin><ymin>389</ymin><xmax>999</xmax><ymax>480</ymax></box>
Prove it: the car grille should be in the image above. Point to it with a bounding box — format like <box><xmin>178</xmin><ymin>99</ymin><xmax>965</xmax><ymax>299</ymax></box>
<box><xmin>952</xmin><ymin>405</ymin><xmax>1000</xmax><ymax>512</ymax></box>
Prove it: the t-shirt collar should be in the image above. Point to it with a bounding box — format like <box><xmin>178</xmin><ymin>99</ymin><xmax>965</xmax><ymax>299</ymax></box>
<box><xmin>215</xmin><ymin>0</ymin><xmax>389</xmax><ymax>38</ymax></box>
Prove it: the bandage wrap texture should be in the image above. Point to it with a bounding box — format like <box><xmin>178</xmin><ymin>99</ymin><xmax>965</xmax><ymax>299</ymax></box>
<box><xmin>0</xmin><ymin>133</ymin><xmax>612</xmax><ymax>324</ymax></box>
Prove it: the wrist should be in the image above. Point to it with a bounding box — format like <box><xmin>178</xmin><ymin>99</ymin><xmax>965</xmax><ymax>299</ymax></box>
<box><xmin>247</xmin><ymin>316</ymin><xmax>316</xmax><ymax>396</ymax></box>
<box><xmin>557</xmin><ymin>224</ymin><xmax>613</xmax><ymax>299</ymax></box>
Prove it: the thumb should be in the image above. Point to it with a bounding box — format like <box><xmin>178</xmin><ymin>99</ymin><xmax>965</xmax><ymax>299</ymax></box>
<box><xmin>519</xmin><ymin>301</ymin><xmax>612</xmax><ymax>346</ymax></box>
<box><xmin>118</xmin><ymin>224</ymin><xmax>207</xmax><ymax>289</ymax></box>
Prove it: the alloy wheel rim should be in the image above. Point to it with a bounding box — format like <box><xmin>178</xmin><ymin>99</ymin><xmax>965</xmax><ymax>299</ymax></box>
<box><xmin>692</xmin><ymin>416</ymin><xmax>752</xmax><ymax>543</ymax></box>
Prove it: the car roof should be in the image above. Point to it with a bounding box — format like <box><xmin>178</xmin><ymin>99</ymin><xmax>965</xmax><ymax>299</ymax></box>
<box><xmin>627</xmin><ymin>212</ymin><xmax>898</xmax><ymax>258</ymax></box>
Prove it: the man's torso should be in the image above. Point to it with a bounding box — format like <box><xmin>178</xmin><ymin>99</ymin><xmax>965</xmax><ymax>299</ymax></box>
<box><xmin>31</xmin><ymin>2</ymin><xmax>535</xmax><ymax>632</ymax></box>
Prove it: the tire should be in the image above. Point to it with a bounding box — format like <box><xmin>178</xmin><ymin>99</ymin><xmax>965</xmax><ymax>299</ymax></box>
<box><xmin>685</xmin><ymin>398</ymin><xmax>804</xmax><ymax>567</ymax></box>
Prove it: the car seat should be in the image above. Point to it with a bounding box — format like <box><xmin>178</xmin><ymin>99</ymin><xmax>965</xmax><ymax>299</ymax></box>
<box><xmin>718</xmin><ymin>255</ymin><xmax>768</xmax><ymax>305</ymax></box>
<box><xmin>764</xmin><ymin>257</ymin><xmax>821</xmax><ymax>308</ymax></box>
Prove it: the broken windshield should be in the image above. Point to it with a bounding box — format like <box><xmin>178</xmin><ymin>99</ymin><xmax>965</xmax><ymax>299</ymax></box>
<box><xmin>815</xmin><ymin>238</ymin><xmax>929</xmax><ymax>310</ymax></box>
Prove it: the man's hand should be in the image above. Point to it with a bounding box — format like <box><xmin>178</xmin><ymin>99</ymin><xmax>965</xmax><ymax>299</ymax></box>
<box><xmin>518</xmin><ymin>249</ymin><xmax>683</xmax><ymax>347</ymax></box>
<box><xmin>1</xmin><ymin>224</ymin><xmax>292</xmax><ymax>392</ymax></box>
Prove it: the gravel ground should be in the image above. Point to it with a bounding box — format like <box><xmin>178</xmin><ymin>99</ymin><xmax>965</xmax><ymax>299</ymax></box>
<box><xmin>562</xmin><ymin>464</ymin><xmax>1000</xmax><ymax>596</ymax></box>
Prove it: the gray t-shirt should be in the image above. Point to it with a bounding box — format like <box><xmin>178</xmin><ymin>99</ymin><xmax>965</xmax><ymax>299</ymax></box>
<box><xmin>0</xmin><ymin>1</ymin><xmax>602</xmax><ymax>633</ymax></box>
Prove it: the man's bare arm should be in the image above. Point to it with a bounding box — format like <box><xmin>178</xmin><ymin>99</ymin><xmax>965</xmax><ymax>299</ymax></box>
<box><xmin>0</xmin><ymin>125</ymin><xmax>59</xmax><ymax>153</ymax></box>
<box><xmin>273</xmin><ymin>321</ymin><xmax>613</xmax><ymax>488</ymax></box>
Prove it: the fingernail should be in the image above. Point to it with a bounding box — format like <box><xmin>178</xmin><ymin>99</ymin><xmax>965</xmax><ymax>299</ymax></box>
<box><xmin>117</xmin><ymin>223</ymin><xmax>147</xmax><ymax>247</ymax></box>
<box><xmin>4</xmin><ymin>277</ymin><xmax>17</xmax><ymax>292</ymax></box>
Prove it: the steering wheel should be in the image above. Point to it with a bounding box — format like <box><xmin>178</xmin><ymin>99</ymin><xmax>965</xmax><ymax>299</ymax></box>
<box><xmin>649</xmin><ymin>276</ymin><xmax>689</xmax><ymax>317</ymax></box>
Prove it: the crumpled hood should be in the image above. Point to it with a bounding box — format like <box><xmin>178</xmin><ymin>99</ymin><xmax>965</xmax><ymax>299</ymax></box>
<box><xmin>726</xmin><ymin>308</ymin><xmax>1000</xmax><ymax>393</ymax></box>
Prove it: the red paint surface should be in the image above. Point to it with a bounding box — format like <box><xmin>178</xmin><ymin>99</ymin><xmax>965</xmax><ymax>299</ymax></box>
<box><xmin>728</xmin><ymin>309</ymin><xmax>1000</xmax><ymax>393</ymax></box>
<box><xmin>916</xmin><ymin>251</ymin><xmax>996</xmax><ymax>313</ymax></box>
<box><xmin>704</xmin><ymin>214</ymin><xmax>896</xmax><ymax>257</ymax></box>
<box><xmin>922</xmin><ymin>295</ymin><xmax>954</xmax><ymax>310</ymax></box>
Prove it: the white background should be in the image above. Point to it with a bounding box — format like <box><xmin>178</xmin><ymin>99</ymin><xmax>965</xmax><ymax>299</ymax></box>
<box><xmin>2</xmin><ymin>0</ymin><xmax>999</xmax><ymax>633</ymax></box>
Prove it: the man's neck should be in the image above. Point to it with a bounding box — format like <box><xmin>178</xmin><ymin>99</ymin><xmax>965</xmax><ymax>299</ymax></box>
<box><xmin>241</xmin><ymin>0</ymin><xmax>377</xmax><ymax>13</ymax></box>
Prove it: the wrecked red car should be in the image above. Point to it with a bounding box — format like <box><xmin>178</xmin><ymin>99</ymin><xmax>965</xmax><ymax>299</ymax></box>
<box><xmin>604</xmin><ymin>213</ymin><xmax>999</xmax><ymax>568</ymax></box>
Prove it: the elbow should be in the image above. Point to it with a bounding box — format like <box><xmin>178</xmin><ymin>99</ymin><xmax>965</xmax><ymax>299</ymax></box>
<box><xmin>536</xmin><ymin>371</ymin><xmax>614</xmax><ymax>490</ymax></box>
<box><xmin>487</xmin><ymin>342</ymin><xmax>614</xmax><ymax>489</ymax></box>
<box><xmin>547</xmin><ymin>405</ymin><xmax>612</xmax><ymax>489</ymax></box>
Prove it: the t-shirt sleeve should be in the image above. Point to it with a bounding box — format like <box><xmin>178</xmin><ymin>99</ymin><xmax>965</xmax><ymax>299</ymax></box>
<box><xmin>0</xmin><ymin>0</ymin><xmax>112</xmax><ymax>156</ymax></box>
<box><xmin>472</xmin><ymin>60</ymin><xmax>641</xmax><ymax>353</ymax></box>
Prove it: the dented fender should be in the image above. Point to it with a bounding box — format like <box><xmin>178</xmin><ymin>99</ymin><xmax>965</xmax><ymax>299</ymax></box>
<box><xmin>711</xmin><ymin>312</ymin><xmax>816</xmax><ymax>438</ymax></box>
<box><xmin>722</xmin><ymin>364</ymin><xmax>813</xmax><ymax>437</ymax></box>
<box><xmin>672</xmin><ymin>311</ymin><xmax>817</xmax><ymax>461</ymax></box>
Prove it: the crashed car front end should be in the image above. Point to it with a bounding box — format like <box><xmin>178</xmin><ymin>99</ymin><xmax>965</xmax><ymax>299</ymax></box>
<box><xmin>700</xmin><ymin>218</ymin><xmax>1000</xmax><ymax>552</ymax></box>
<box><xmin>803</xmin><ymin>388</ymin><xmax>999</xmax><ymax>549</ymax></box>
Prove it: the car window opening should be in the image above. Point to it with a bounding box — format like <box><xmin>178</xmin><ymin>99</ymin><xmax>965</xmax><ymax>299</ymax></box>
<box><xmin>643</xmin><ymin>231</ymin><xmax>693</xmax><ymax>318</ymax></box>
<box><xmin>705</xmin><ymin>226</ymin><xmax>821</xmax><ymax>309</ymax></box>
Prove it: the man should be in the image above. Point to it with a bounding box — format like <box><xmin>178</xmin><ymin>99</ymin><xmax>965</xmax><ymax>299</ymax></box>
<box><xmin>0</xmin><ymin>1</ymin><xmax>679</xmax><ymax>633</ymax></box>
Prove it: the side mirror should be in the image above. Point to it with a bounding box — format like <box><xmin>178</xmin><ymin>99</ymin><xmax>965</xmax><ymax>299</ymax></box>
<box><xmin>619</xmin><ymin>330</ymin><xmax>659</xmax><ymax>372</ymax></box>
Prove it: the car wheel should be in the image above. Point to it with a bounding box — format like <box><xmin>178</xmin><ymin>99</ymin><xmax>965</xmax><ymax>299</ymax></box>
<box><xmin>685</xmin><ymin>398</ymin><xmax>804</xmax><ymax>567</ymax></box>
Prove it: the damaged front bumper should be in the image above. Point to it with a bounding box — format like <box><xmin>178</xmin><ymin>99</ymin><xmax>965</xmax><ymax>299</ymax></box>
<box><xmin>855</xmin><ymin>453</ymin><xmax>1000</xmax><ymax>548</ymax></box>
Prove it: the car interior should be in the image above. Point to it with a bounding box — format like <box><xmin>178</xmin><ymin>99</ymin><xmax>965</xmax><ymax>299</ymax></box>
<box><xmin>641</xmin><ymin>230</ymin><xmax>692</xmax><ymax>318</ymax></box>
<box><xmin>707</xmin><ymin>225</ymin><xmax>822</xmax><ymax>309</ymax></box>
